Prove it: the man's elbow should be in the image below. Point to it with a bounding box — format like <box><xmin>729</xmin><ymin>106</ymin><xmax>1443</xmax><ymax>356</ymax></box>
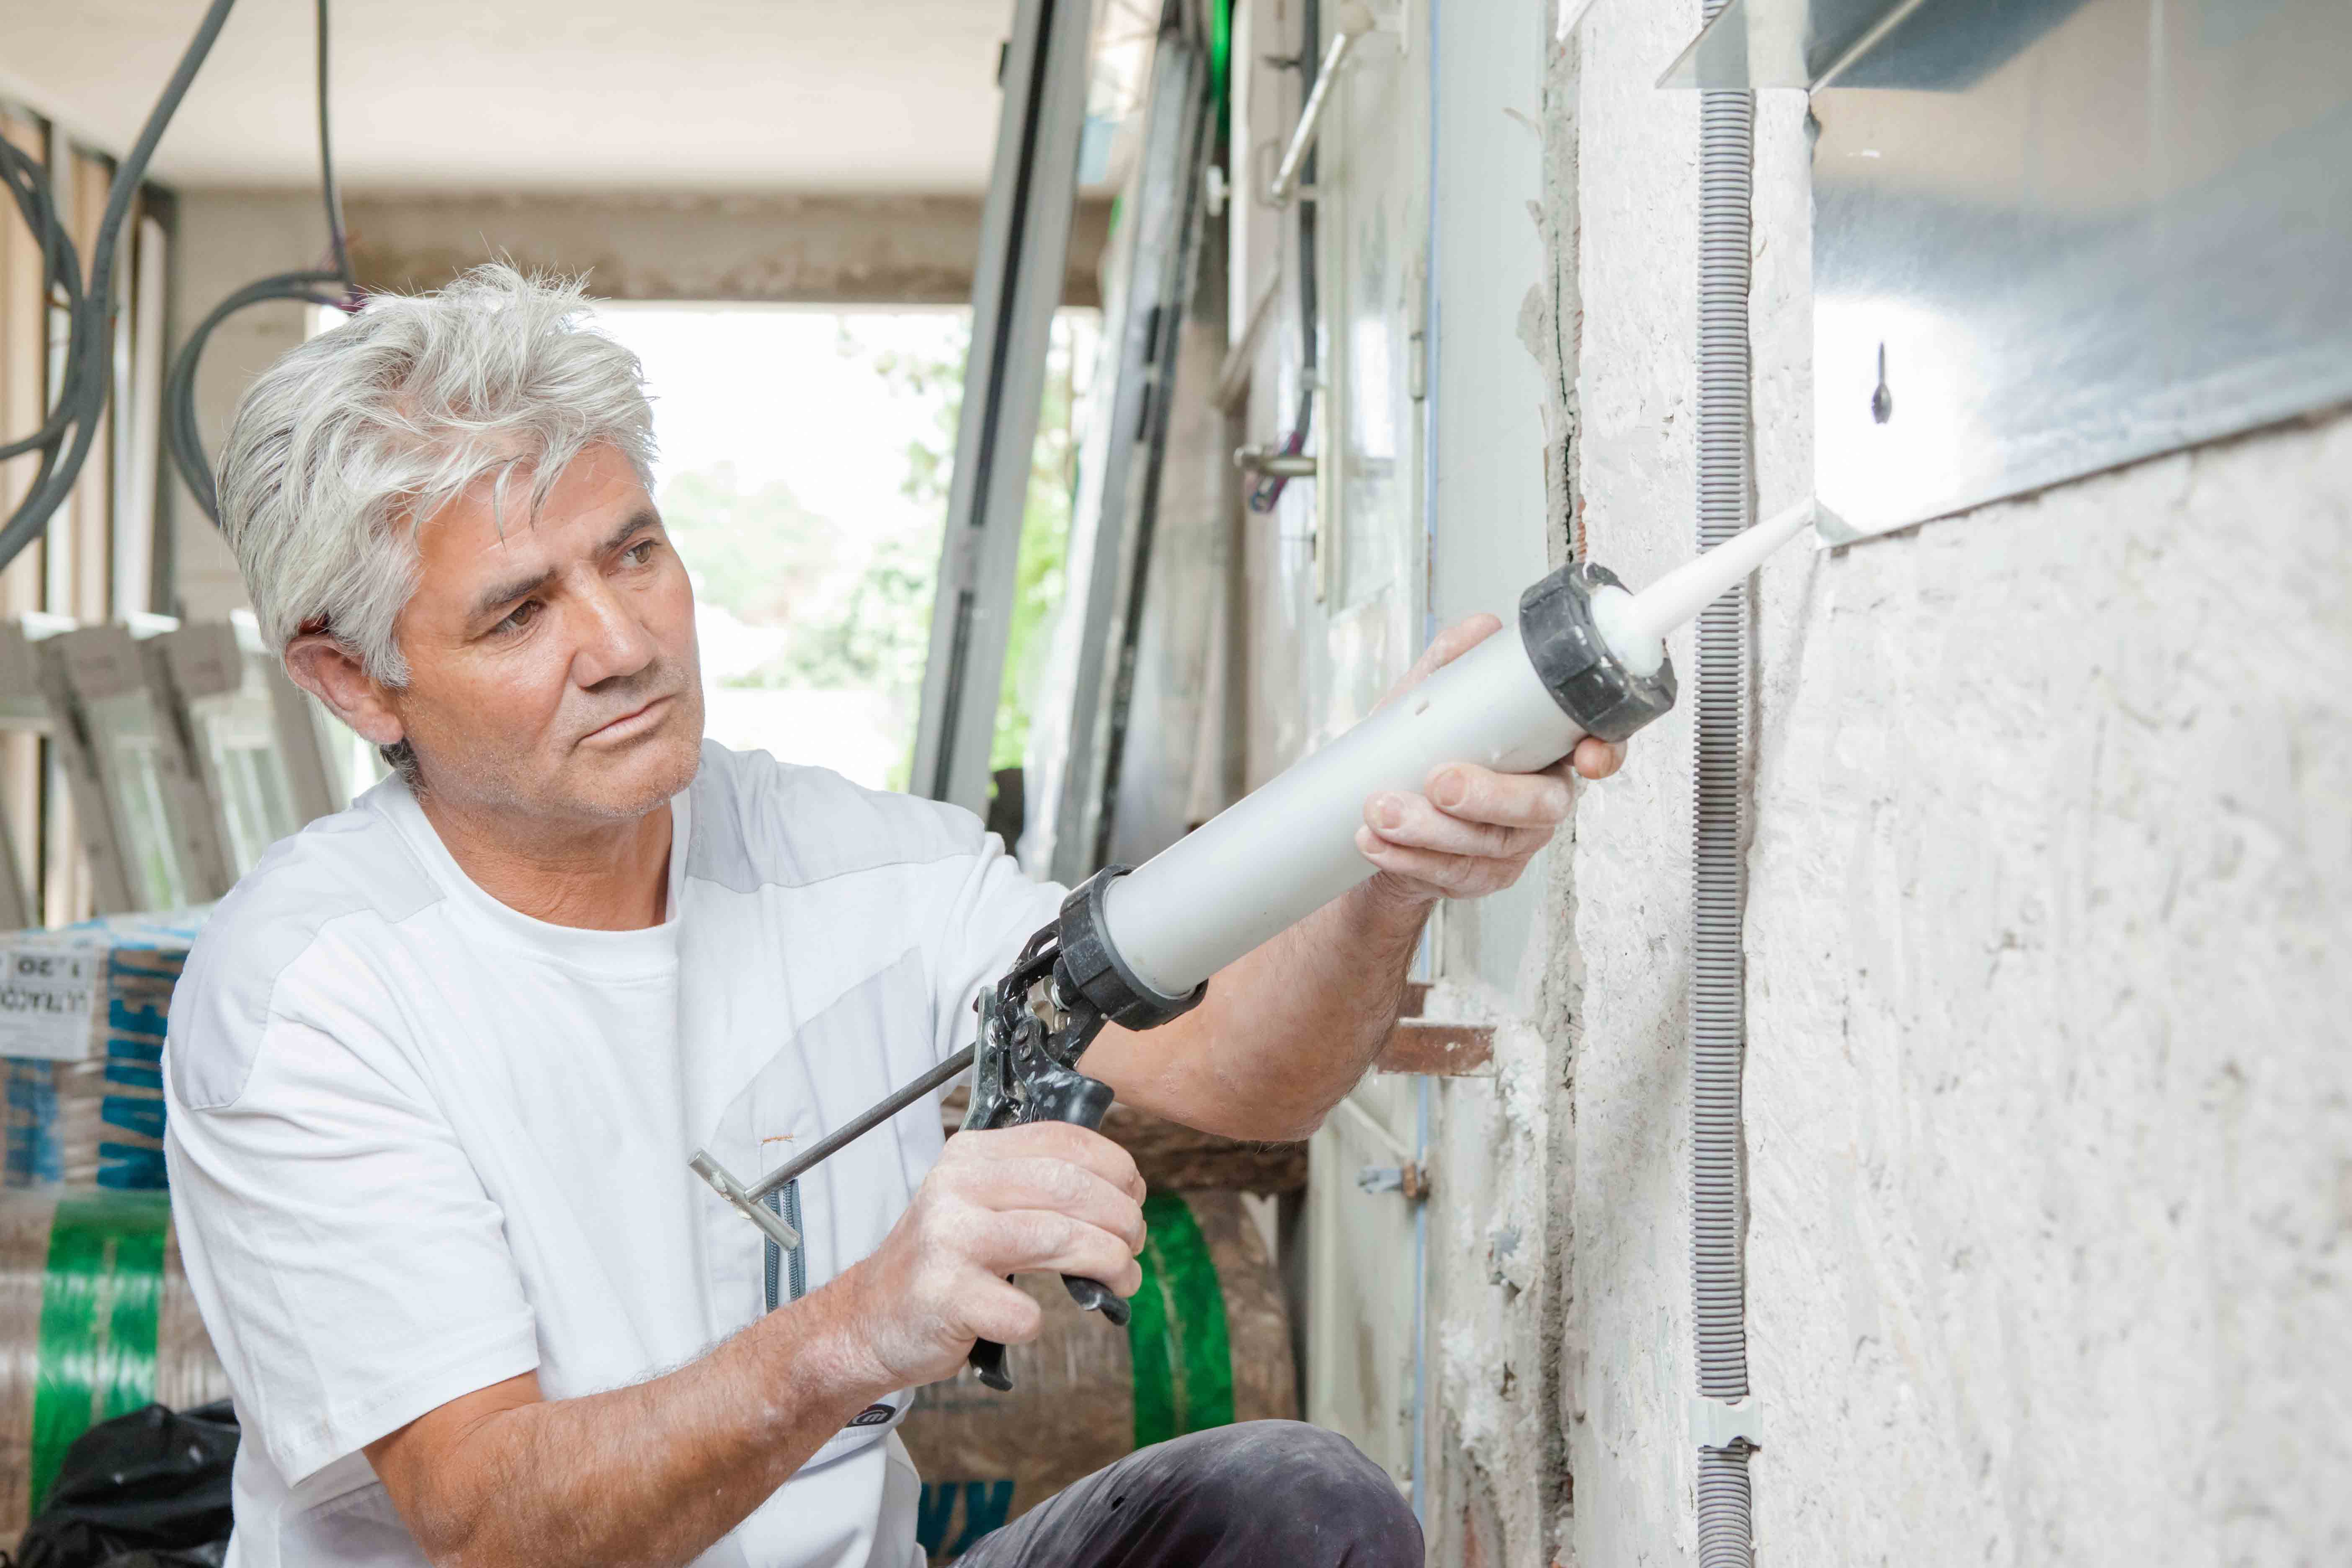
<box><xmin>393</xmin><ymin>1494</ymin><xmax>495</xmax><ymax>1568</ymax></box>
<box><xmin>1204</xmin><ymin>1094</ymin><xmax>1335</xmax><ymax>1145</ymax></box>
<box><xmin>1267</xmin><ymin>1104</ymin><xmax>1336</xmax><ymax>1143</ymax></box>
<box><xmin>369</xmin><ymin>1454</ymin><xmax>502</xmax><ymax>1568</ymax></box>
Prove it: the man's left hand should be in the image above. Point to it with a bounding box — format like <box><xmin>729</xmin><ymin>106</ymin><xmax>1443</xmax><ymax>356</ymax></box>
<box><xmin>1351</xmin><ymin>614</ymin><xmax>1626</xmax><ymax>905</ymax></box>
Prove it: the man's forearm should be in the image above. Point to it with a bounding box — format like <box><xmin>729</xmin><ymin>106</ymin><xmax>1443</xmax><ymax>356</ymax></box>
<box><xmin>1081</xmin><ymin>704</ymin><xmax>1607</xmax><ymax>1144</ymax></box>
<box><xmin>1113</xmin><ymin>880</ymin><xmax>1429</xmax><ymax>1142</ymax></box>
<box><xmin>376</xmin><ymin>1273</ymin><xmax>893</xmax><ymax>1568</ymax></box>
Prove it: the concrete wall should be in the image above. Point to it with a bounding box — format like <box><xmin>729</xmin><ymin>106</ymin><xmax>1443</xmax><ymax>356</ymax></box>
<box><xmin>1230</xmin><ymin>0</ymin><xmax>2352</xmax><ymax>1561</ymax></box>
<box><xmin>341</xmin><ymin>191</ymin><xmax>1112</xmax><ymax>309</ymax></box>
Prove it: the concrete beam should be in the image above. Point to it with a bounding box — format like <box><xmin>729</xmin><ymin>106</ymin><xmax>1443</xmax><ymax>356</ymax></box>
<box><xmin>341</xmin><ymin>190</ymin><xmax>1112</xmax><ymax>308</ymax></box>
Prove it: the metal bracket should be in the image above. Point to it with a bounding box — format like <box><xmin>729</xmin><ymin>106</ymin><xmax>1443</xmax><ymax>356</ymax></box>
<box><xmin>1265</xmin><ymin>2</ymin><xmax>1376</xmax><ymax>208</ymax></box>
<box><xmin>1656</xmin><ymin>0</ymin><xmax>1926</xmax><ymax>90</ymax></box>
<box><xmin>1355</xmin><ymin>1162</ymin><xmax>1431</xmax><ymax>1201</ymax></box>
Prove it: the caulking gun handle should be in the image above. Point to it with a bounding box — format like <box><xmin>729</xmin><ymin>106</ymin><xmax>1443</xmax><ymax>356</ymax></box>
<box><xmin>963</xmin><ymin>1069</ymin><xmax>1132</xmax><ymax>1393</ymax></box>
<box><xmin>967</xmin><ymin>1336</ymin><xmax>1013</xmax><ymax>1391</ymax></box>
<box><xmin>1030</xmin><ymin>1068</ymin><xmax>1132</xmax><ymax>1325</ymax></box>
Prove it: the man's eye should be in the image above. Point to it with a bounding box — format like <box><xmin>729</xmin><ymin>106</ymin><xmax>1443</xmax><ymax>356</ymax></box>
<box><xmin>623</xmin><ymin>539</ymin><xmax>659</xmax><ymax>567</ymax></box>
<box><xmin>496</xmin><ymin>600</ymin><xmax>540</xmax><ymax>634</ymax></box>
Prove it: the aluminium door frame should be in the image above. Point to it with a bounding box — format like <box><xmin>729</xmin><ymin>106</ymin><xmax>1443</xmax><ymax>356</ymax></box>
<box><xmin>1042</xmin><ymin>2</ymin><xmax>1217</xmax><ymax>886</ymax></box>
<box><xmin>907</xmin><ymin>0</ymin><xmax>1097</xmax><ymax>817</ymax></box>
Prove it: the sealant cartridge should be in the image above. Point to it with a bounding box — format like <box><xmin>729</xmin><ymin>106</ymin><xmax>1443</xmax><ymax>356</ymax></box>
<box><xmin>1049</xmin><ymin>501</ymin><xmax>1818</xmax><ymax>1028</ymax></box>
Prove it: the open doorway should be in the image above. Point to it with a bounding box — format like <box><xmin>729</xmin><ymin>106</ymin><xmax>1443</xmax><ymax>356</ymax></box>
<box><xmin>591</xmin><ymin>303</ymin><xmax>1097</xmax><ymax>793</ymax></box>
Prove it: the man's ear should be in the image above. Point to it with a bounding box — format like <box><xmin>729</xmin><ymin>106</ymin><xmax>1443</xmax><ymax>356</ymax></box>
<box><xmin>283</xmin><ymin>634</ymin><xmax>405</xmax><ymax>750</ymax></box>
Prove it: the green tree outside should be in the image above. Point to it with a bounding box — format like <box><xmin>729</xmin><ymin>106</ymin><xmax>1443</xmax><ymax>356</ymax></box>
<box><xmin>658</xmin><ymin>311</ymin><xmax>1091</xmax><ymax>791</ymax></box>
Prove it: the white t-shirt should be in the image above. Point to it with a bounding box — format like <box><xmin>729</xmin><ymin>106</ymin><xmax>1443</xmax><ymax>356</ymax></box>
<box><xmin>162</xmin><ymin>741</ymin><xmax>1063</xmax><ymax>1568</ymax></box>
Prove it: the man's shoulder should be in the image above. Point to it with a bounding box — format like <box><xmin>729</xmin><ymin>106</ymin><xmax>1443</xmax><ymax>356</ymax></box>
<box><xmin>202</xmin><ymin>786</ymin><xmax>443</xmax><ymax>952</ymax></box>
<box><xmin>686</xmin><ymin>740</ymin><xmax>993</xmax><ymax>896</ymax></box>
<box><xmin>167</xmin><ymin>790</ymin><xmax>440</xmax><ymax>1111</ymax></box>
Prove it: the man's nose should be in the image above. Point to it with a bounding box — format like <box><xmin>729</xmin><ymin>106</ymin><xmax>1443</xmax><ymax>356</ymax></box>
<box><xmin>570</xmin><ymin>574</ymin><xmax>658</xmax><ymax>689</ymax></box>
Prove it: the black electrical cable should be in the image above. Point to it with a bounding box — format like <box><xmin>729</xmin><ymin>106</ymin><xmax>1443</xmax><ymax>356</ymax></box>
<box><xmin>164</xmin><ymin>0</ymin><xmax>357</xmax><ymax>524</ymax></box>
<box><xmin>0</xmin><ymin>0</ymin><xmax>241</xmax><ymax>573</ymax></box>
<box><xmin>0</xmin><ymin>138</ymin><xmax>85</xmax><ymax>463</ymax></box>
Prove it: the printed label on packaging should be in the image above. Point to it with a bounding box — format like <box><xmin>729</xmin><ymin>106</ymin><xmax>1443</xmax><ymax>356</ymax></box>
<box><xmin>0</xmin><ymin>944</ymin><xmax>100</xmax><ymax>1062</ymax></box>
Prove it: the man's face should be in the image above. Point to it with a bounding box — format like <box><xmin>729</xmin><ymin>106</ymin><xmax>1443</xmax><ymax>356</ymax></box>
<box><xmin>384</xmin><ymin>442</ymin><xmax>704</xmax><ymax>825</ymax></box>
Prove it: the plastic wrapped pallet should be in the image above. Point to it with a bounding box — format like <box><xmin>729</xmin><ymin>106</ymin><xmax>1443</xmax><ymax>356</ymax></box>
<box><xmin>0</xmin><ymin>1191</ymin><xmax>230</xmax><ymax>1540</ymax></box>
<box><xmin>896</xmin><ymin>1191</ymin><xmax>1295</xmax><ymax>1564</ymax></box>
<box><xmin>0</xmin><ymin>913</ymin><xmax>203</xmax><ymax>1192</ymax></box>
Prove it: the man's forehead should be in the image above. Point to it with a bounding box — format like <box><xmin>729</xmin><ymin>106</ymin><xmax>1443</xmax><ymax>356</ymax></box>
<box><xmin>425</xmin><ymin>447</ymin><xmax>653</xmax><ymax>567</ymax></box>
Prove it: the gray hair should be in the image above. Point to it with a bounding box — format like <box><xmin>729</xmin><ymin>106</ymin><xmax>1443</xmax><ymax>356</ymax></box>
<box><xmin>215</xmin><ymin>264</ymin><xmax>658</xmax><ymax>689</ymax></box>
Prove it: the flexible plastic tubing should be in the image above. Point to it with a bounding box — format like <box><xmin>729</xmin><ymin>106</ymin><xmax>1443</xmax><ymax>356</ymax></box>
<box><xmin>1692</xmin><ymin>0</ymin><xmax>1759</xmax><ymax>1554</ymax></box>
<box><xmin>1696</xmin><ymin>1443</ymin><xmax>1756</xmax><ymax>1568</ymax></box>
<box><xmin>164</xmin><ymin>0</ymin><xmax>355</xmax><ymax>524</ymax></box>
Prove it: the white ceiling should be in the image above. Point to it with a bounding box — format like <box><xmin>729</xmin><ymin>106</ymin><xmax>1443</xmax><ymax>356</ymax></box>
<box><xmin>0</xmin><ymin>0</ymin><xmax>1025</xmax><ymax>191</ymax></box>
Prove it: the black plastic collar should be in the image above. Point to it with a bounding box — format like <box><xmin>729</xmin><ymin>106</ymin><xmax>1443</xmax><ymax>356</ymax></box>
<box><xmin>1518</xmin><ymin>561</ymin><xmax>1678</xmax><ymax>743</ymax></box>
<box><xmin>1053</xmin><ymin>865</ymin><xmax>1207</xmax><ymax>1032</ymax></box>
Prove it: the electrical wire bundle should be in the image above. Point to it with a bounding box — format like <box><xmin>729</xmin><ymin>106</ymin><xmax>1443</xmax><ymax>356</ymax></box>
<box><xmin>164</xmin><ymin>0</ymin><xmax>358</xmax><ymax>523</ymax></box>
<box><xmin>0</xmin><ymin>0</ymin><xmax>354</xmax><ymax>580</ymax></box>
<box><xmin>0</xmin><ymin>0</ymin><xmax>237</xmax><ymax>574</ymax></box>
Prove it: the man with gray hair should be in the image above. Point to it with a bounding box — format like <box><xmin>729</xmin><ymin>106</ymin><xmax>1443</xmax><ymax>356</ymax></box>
<box><xmin>162</xmin><ymin>266</ymin><xmax>1623</xmax><ymax>1568</ymax></box>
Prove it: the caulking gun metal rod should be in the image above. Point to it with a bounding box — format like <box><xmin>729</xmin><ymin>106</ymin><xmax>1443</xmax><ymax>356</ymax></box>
<box><xmin>744</xmin><ymin>1043</ymin><xmax>978</xmax><ymax>1203</ymax></box>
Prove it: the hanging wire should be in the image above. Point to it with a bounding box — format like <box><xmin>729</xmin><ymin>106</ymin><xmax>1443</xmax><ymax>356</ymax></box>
<box><xmin>164</xmin><ymin>0</ymin><xmax>360</xmax><ymax>525</ymax></box>
<box><xmin>0</xmin><ymin>0</ymin><xmax>241</xmax><ymax>572</ymax></box>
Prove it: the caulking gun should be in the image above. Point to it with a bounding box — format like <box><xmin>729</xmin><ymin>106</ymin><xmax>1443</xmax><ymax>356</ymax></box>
<box><xmin>691</xmin><ymin>499</ymin><xmax>1816</xmax><ymax>1390</ymax></box>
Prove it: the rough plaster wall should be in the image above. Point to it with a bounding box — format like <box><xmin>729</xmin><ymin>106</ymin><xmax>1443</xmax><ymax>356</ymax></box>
<box><xmin>1741</xmin><ymin>408</ymin><xmax>2352</xmax><ymax>1565</ymax></box>
<box><xmin>1549</xmin><ymin>0</ymin><xmax>2352</xmax><ymax>1561</ymax></box>
<box><xmin>1426</xmin><ymin>1016</ymin><xmax>1562</xmax><ymax>1566</ymax></box>
<box><xmin>1554</xmin><ymin>0</ymin><xmax>1706</xmax><ymax>1560</ymax></box>
<box><xmin>1740</xmin><ymin>66</ymin><xmax>2352</xmax><ymax>1550</ymax></box>
<box><xmin>1415</xmin><ymin>2</ymin><xmax>1583</xmax><ymax>1564</ymax></box>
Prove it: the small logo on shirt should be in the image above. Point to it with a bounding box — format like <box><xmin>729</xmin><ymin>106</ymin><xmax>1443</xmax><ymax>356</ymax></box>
<box><xmin>846</xmin><ymin>1403</ymin><xmax>897</xmax><ymax>1429</ymax></box>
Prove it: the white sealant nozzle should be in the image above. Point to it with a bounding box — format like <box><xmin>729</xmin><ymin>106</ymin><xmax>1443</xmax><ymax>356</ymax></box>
<box><xmin>1091</xmin><ymin>498</ymin><xmax>1819</xmax><ymax>1002</ymax></box>
<box><xmin>1590</xmin><ymin>499</ymin><xmax>1816</xmax><ymax>677</ymax></box>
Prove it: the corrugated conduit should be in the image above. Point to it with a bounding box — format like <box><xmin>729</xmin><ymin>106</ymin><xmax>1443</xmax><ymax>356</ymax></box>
<box><xmin>1690</xmin><ymin>0</ymin><xmax>1759</xmax><ymax>1560</ymax></box>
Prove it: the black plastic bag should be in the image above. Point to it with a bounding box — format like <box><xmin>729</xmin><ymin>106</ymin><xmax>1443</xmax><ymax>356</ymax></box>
<box><xmin>9</xmin><ymin>1402</ymin><xmax>237</xmax><ymax>1568</ymax></box>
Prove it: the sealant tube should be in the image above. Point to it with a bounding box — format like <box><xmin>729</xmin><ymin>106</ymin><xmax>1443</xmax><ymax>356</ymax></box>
<box><xmin>1104</xmin><ymin>625</ymin><xmax>1590</xmax><ymax>998</ymax></box>
<box><xmin>1093</xmin><ymin>502</ymin><xmax>1812</xmax><ymax>1003</ymax></box>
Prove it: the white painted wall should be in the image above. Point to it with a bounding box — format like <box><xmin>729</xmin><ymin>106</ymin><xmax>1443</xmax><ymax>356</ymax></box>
<box><xmin>1238</xmin><ymin>0</ymin><xmax>2352</xmax><ymax>1561</ymax></box>
<box><xmin>1230</xmin><ymin>0</ymin><xmax>1434</xmax><ymax>1492</ymax></box>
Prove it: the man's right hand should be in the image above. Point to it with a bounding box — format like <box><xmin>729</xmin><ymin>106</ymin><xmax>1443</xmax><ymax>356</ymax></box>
<box><xmin>837</xmin><ymin>1122</ymin><xmax>1147</xmax><ymax>1389</ymax></box>
<box><xmin>363</xmin><ymin>1123</ymin><xmax>1145</xmax><ymax>1568</ymax></box>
